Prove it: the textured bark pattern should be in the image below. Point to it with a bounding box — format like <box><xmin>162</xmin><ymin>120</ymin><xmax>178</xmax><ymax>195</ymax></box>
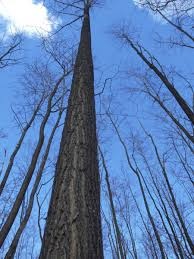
<box><xmin>40</xmin><ymin>8</ymin><xmax>103</xmax><ymax>259</ymax></box>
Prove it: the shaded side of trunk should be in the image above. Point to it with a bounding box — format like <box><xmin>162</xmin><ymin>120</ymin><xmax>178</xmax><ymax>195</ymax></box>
<box><xmin>40</xmin><ymin>7</ymin><xmax>103</xmax><ymax>259</ymax></box>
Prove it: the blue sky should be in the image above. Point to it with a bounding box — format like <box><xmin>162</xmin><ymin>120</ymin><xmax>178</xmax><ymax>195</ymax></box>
<box><xmin>1</xmin><ymin>0</ymin><xmax>193</xmax><ymax>213</ymax></box>
<box><xmin>0</xmin><ymin>0</ymin><xmax>192</xmax><ymax>204</ymax></box>
<box><xmin>0</xmin><ymin>0</ymin><xmax>193</xmax><ymax>131</ymax></box>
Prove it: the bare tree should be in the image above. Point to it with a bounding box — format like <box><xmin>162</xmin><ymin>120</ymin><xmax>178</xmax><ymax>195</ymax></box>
<box><xmin>116</xmin><ymin>29</ymin><xmax>194</xmax><ymax>125</ymax></box>
<box><xmin>136</xmin><ymin>0</ymin><xmax>194</xmax><ymax>49</ymax></box>
<box><xmin>5</xmin><ymin>105</ymin><xmax>65</xmax><ymax>258</ymax></box>
<box><xmin>99</xmin><ymin>146</ymin><xmax>126</xmax><ymax>259</ymax></box>
<box><xmin>0</xmin><ymin>98</ymin><xmax>44</xmax><ymax>196</ymax></box>
<box><xmin>107</xmin><ymin>113</ymin><xmax>166</xmax><ymax>259</ymax></box>
<box><xmin>0</xmin><ymin>34</ymin><xmax>22</xmax><ymax>69</ymax></box>
<box><xmin>40</xmin><ymin>1</ymin><xmax>104</xmax><ymax>258</ymax></box>
<box><xmin>0</xmin><ymin>70</ymin><xmax>69</xmax><ymax>248</ymax></box>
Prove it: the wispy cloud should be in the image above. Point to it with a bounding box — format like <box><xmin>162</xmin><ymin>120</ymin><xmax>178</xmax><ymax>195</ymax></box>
<box><xmin>0</xmin><ymin>0</ymin><xmax>58</xmax><ymax>37</ymax></box>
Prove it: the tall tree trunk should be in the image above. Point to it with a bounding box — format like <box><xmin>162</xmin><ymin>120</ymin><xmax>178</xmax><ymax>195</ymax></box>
<box><xmin>4</xmin><ymin>109</ymin><xmax>63</xmax><ymax>259</ymax></box>
<box><xmin>0</xmin><ymin>74</ymin><xmax>64</xmax><ymax>248</ymax></box>
<box><xmin>108</xmin><ymin>114</ymin><xmax>166</xmax><ymax>259</ymax></box>
<box><xmin>121</xmin><ymin>34</ymin><xmax>194</xmax><ymax>125</ymax></box>
<box><xmin>99</xmin><ymin>146</ymin><xmax>126</xmax><ymax>259</ymax></box>
<box><xmin>40</xmin><ymin>6</ymin><xmax>103</xmax><ymax>259</ymax></box>
<box><xmin>0</xmin><ymin>98</ymin><xmax>42</xmax><ymax>196</ymax></box>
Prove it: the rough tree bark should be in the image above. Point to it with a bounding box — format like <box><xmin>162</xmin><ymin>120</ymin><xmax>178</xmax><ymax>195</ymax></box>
<box><xmin>40</xmin><ymin>5</ymin><xmax>103</xmax><ymax>259</ymax></box>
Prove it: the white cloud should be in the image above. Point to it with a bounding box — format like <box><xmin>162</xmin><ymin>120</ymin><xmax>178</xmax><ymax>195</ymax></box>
<box><xmin>0</xmin><ymin>0</ymin><xmax>58</xmax><ymax>37</ymax></box>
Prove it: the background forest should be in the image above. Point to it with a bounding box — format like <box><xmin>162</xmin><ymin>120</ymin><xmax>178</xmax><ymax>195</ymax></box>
<box><xmin>0</xmin><ymin>0</ymin><xmax>193</xmax><ymax>258</ymax></box>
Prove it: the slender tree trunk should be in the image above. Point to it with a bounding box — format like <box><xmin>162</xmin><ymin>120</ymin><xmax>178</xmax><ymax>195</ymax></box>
<box><xmin>99</xmin><ymin>146</ymin><xmax>126</xmax><ymax>259</ymax></box>
<box><xmin>144</xmin><ymin>86</ymin><xmax>194</xmax><ymax>143</ymax></box>
<box><xmin>122</xmin><ymin>34</ymin><xmax>194</xmax><ymax>125</ymax></box>
<box><xmin>108</xmin><ymin>114</ymin><xmax>166</xmax><ymax>259</ymax></box>
<box><xmin>4</xmin><ymin>109</ymin><xmax>63</xmax><ymax>259</ymax></box>
<box><xmin>149</xmin><ymin>134</ymin><xmax>194</xmax><ymax>255</ymax></box>
<box><xmin>0</xmin><ymin>75</ymin><xmax>64</xmax><ymax>248</ymax></box>
<box><xmin>40</xmin><ymin>7</ymin><xmax>103</xmax><ymax>259</ymax></box>
<box><xmin>128</xmin><ymin>182</ymin><xmax>159</xmax><ymax>259</ymax></box>
<box><xmin>142</xmin><ymin>155</ymin><xmax>185</xmax><ymax>259</ymax></box>
<box><xmin>0</xmin><ymin>99</ymin><xmax>42</xmax><ymax>196</ymax></box>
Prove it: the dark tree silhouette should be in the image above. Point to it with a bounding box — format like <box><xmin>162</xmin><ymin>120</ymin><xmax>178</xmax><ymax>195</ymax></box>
<box><xmin>40</xmin><ymin>2</ymin><xmax>104</xmax><ymax>258</ymax></box>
